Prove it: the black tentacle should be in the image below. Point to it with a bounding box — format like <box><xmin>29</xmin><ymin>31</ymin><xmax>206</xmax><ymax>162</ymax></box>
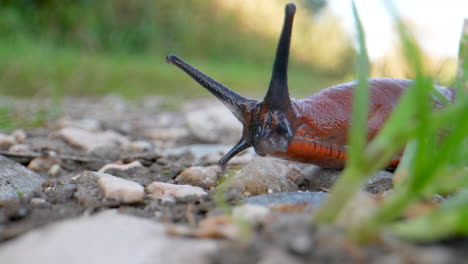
<box><xmin>166</xmin><ymin>55</ymin><xmax>256</xmax><ymax>121</ymax></box>
<box><xmin>219</xmin><ymin>138</ymin><xmax>251</xmax><ymax>165</ymax></box>
<box><xmin>264</xmin><ymin>3</ymin><xmax>296</xmax><ymax>110</ymax></box>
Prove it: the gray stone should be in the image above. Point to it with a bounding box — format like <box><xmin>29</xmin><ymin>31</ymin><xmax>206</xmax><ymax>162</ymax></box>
<box><xmin>73</xmin><ymin>171</ymin><xmax>105</xmax><ymax>207</ymax></box>
<box><xmin>245</xmin><ymin>192</ymin><xmax>329</xmax><ymax>207</ymax></box>
<box><xmin>175</xmin><ymin>165</ymin><xmax>220</xmax><ymax>190</ymax></box>
<box><xmin>224</xmin><ymin>158</ymin><xmax>301</xmax><ymax>196</ymax></box>
<box><xmin>0</xmin><ymin>210</ymin><xmax>218</xmax><ymax>264</ymax></box>
<box><xmin>0</xmin><ymin>155</ymin><xmax>43</xmax><ymax>201</ymax></box>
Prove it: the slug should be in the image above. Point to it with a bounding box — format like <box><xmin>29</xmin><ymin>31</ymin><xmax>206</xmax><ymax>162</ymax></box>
<box><xmin>166</xmin><ymin>3</ymin><xmax>455</xmax><ymax>169</ymax></box>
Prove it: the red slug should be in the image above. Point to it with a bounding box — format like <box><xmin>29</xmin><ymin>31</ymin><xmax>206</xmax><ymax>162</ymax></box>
<box><xmin>166</xmin><ymin>3</ymin><xmax>455</xmax><ymax>169</ymax></box>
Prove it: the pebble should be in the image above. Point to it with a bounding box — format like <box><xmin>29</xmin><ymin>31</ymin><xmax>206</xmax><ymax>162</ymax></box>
<box><xmin>146</xmin><ymin>182</ymin><xmax>208</xmax><ymax>201</ymax></box>
<box><xmin>98</xmin><ymin>161</ymin><xmax>143</xmax><ymax>173</ymax></box>
<box><xmin>0</xmin><ymin>133</ymin><xmax>16</xmax><ymax>150</ymax></box>
<box><xmin>123</xmin><ymin>140</ymin><xmax>153</xmax><ymax>152</ymax></box>
<box><xmin>8</xmin><ymin>144</ymin><xmax>32</xmax><ymax>153</ymax></box>
<box><xmin>73</xmin><ymin>172</ymin><xmax>105</xmax><ymax>207</ymax></box>
<box><xmin>51</xmin><ymin>127</ymin><xmax>129</xmax><ymax>152</ymax></box>
<box><xmin>0</xmin><ymin>155</ymin><xmax>44</xmax><ymax>201</ymax></box>
<box><xmin>97</xmin><ymin>173</ymin><xmax>144</xmax><ymax>204</ymax></box>
<box><xmin>223</xmin><ymin>158</ymin><xmax>301</xmax><ymax>196</ymax></box>
<box><xmin>0</xmin><ymin>210</ymin><xmax>218</xmax><ymax>264</ymax></box>
<box><xmin>185</xmin><ymin>104</ymin><xmax>242</xmax><ymax>143</ymax></box>
<box><xmin>11</xmin><ymin>129</ymin><xmax>27</xmax><ymax>143</ymax></box>
<box><xmin>45</xmin><ymin>183</ymin><xmax>78</xmax><ymax>204</ymax></box>
<box><xmin>303</xmin><ymin>166</ymin><xmax>394</xmax><ymax>194</ymax></box>
<box><xmin>175</xmin><ymin>165</ymin><xmax>220</xmax><ymax>190</ymax></box>
<box><xmin>48</xmin><ymin>164</ymin><xmax>62</xmax><ymax>177</ymax></box>
<box><xmin>27</xmin><ymin>157</ymin><xmax>59</xmax><ymax>173</ymax></box>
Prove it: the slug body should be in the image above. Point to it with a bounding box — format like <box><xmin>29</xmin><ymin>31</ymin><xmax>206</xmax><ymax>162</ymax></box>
<box><xmin>166</xmin><ymin>3</ymin><xmax>455</xmax><ymax>169</ymax></box>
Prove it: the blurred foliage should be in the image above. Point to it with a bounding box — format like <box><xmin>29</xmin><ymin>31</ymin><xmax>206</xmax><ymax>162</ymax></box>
<box><xmin>0</xmin><ymin>0</ymin><xmax>356</xmax><ymax>98</ymax></box>
<box><xmin>0</xmin><ymin>0</ymin><xmax>353</xmax><ymax>71</ymax></box>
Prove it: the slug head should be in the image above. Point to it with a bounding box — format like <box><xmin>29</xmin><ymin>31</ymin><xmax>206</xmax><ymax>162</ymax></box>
<box><xmin>244</xmin><ymin>102</ymin><xmax>294</xmax><ymax>157</ymax></box>
<box><xmin>166</xmin><ymin>3</ymin><xmax>297</xmax><ymax>165</ymax></box>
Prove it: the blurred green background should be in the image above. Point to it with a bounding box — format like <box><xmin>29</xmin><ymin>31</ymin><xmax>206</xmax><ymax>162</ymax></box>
<box><xmin>0</xmin><ymin>0</ymin><xmax>456</xmax><ymax>99</ymax></box>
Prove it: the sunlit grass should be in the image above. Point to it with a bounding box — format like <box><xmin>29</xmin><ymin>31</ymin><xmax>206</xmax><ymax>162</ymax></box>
<box><xmin>314</xmin><ymin>1</ymin><xmax>468</xmax><ymax>242</ymax></box>
<box><xmin>0</xmin><ymin>39</ymin><xmax>337</xmax><ymax>100</ymax></box>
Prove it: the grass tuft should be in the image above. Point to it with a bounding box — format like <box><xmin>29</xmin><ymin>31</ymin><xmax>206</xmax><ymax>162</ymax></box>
<box><xmin>314</xmin><ymin>0</ymin><xmax>468</xmax><ymax>242</ymax></box>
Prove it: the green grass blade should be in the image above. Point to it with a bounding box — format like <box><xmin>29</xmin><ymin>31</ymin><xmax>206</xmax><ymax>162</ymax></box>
<box><xmin>314</xmin><ymin>1</ymin><xmax>370</xmax><ymax>223</ymax></box>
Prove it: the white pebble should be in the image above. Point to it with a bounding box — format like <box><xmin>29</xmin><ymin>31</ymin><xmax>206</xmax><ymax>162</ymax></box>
<box><xmin>48</xmin><ymin>164</ymin><xmax>62</xmax><ymax>177</ymax></box>
<box><xmin>8</xmin><ymin>144</ymin><xmax>32</xmax><ymax>153</ymax></box>
<box><xmin>98</xmin><ymin>161</ymin><xmax>143</xmax><ymax>173</ymax></box>
<box><xmin>146</xmin><ymin>182</ymin><xmax>207</xmax><ymax>200</ymax></box>
<box><xmin>123</xmin><ymin>140</ymin><xmax>153</xmax><ymax>152</ymax></box>
<box><xmin>11</xmin><ymin>129</ymin><xmax>27</xmax><ymax>143</ymax></box>
<box><xmin>0</xmin><ymin>133</ymin><xmax>16</xmax><ymax>149</ymax></box>
<box><xmin>97</xmin><ymin>173</ymin><xmax>144</xmax><ymax>203</ymax></box>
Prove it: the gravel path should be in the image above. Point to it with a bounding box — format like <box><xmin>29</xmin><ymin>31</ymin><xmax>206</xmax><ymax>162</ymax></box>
<box><xmin>0</xmin><ymin>96</ymin><xmax>465</xmax><ymax>264</ymax></box>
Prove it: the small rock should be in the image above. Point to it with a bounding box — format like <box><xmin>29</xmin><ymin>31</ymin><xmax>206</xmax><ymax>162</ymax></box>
<box><xmin>0</xmin><ymin>133</ymin><xmax>16</xmax><ymax>150</ymax></box>
<box><xmin>51</xmin><ymin>127</ymin><xmax>129</xmax><ymax>152</ymax></box>
<box><xmin>146</xmin><ymin>182</ymin><xmax>208</xmax><ymax>201</ymax></box>
<box><xmin>98</xmin><ymin>161</ymin><xmax>143</xmax><ymax>173</ymax></box>
<box><xmin>232</xmin><ymin>204</ymin><xmax>271</xmax><ymax>224</ymax></box>
<box><xmin>224</xmin><ymin>158</ymin><xmax>301</xmax><ymax>196</ymax></box>
<box><xmin>123</xmin><ymin>140</ymin><xmax>153</xmax><ymax>152</ymax></box>
<box><xmin>185</xmin><ymin>105</ymin><xmax>242</xmax><ymax>143</ymax></box>
<box><xmin>11</xmin><ymin>129</ymin><xmax>27</xmax><ymax>143</ymax></box>
<box><xmin>48</xmin><ymin>164</ymin><xmax>62</xmax><ymax>177</ymax></box>
<box><xmin>73</xmin><ymin>172</ymin><xmax>105</xmax><ymax>207</ymax></box>
<box><xmin>8</xmin><ymin>144</ymin><xmax>32</xmax><ymax>153</ymax></box>
<box><xmin>27</xmin><ymin>157</ymin><xmax>59</xmax><ymax>173</ymax></box>
<box><xmin>56</xmin><ymin>118</ymin><xmax>102</xmax><ymax>131</ymax></box>
<box><xmin>175</xmin><ymin>165</ymin><xmax>220</xmax><ymax>190</ymax></box>
<box><xmin>45</xmin><ymin>183</ymin><xmax>78</xmax><ymax>203</ymax></box>
<box><xmin>0</xmin><ymin>155</ymin><xmax>43</xmax><ymax>201</ymax></box>
<box><xmin>97</xmin><ymin>173</ymin><xmax>144</xmax><ymax>204</ymax></box>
